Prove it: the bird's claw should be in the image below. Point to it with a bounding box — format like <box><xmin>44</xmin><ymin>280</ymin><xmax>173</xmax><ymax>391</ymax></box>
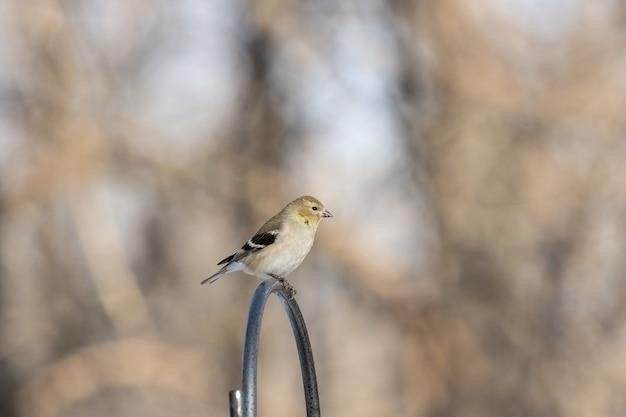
<box><xmin>272</xmin><ymin>276</ymin><xmax>296</xmax><ymax>299</ymax></box>
<box><xmin>270</xmin><ymin>274</ymin><xmax>298</xmax><ymax>299</ymax></box>
<box><xmin>282</xmin><ymin>280</ymin><xmax>297</xmax><ymax>299</ymax></box>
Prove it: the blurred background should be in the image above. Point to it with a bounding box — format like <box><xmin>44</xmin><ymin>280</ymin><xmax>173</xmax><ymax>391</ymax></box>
<box><xmin>1</xmin><ymin>1</ymin><xmax>626</xmax><ymax>416</ymax></box>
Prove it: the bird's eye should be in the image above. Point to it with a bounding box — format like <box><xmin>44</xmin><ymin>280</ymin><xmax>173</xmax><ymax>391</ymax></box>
<box><xmin>312</xmin><ymin>206</ymin><xmax>319</xmax><ymax>211</ymax></box>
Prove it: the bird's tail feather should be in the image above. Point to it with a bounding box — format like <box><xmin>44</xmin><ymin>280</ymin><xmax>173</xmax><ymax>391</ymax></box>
<box><xmin>201</xmin><ymin>268</ymin><xmax>226</xmax><ymax>285</ymax></box>
<box><xmin>201</xmin><ymin>261</ymin><xmax>241</xmax><ymax>285</ymax></box>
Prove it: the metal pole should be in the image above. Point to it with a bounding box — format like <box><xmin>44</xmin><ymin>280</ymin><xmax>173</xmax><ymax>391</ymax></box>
<box><xmin>278</xmin><ymin>295</ymin><xmax>321</xmax><ymax>417</ymax></box>
<box><xmin>233</xmin><ymin>279</ymin><xmax>321</xmax><ymax>417</ymax></box>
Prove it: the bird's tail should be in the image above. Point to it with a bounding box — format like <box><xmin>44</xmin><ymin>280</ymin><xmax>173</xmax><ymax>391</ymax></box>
<box><xmin>201</xmin><ymin>268</ymin><xmax>226</xmax><ymax>285</ymax></box>
<box><xmin>201</xmin><ymin>261</ymin><xmax>241</xmax><ymax>285</ymax></box>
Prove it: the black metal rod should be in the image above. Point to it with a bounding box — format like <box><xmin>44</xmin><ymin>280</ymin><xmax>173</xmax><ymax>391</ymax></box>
<box><xmin>236</xmin><ymin>279</ymin><xmax>321</xmax><ymax>417</ymax></box>
<box><xmin>277</xmin><ymin>293</ymin><xmax>321</xmax><ymax>417</ymax></box>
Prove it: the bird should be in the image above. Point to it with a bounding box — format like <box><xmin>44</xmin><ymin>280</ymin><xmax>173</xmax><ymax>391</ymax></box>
<box><xmin>201</xmin><ymin>196</ymin><xmax>332</xmax><ymax>296</ymax></box>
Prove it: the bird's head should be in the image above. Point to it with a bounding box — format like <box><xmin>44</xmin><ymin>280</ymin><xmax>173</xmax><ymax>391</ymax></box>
<box><xmin>287</xmin><ymin>195</ymin><xmax>332</xmax><ymax>227</ymax></box>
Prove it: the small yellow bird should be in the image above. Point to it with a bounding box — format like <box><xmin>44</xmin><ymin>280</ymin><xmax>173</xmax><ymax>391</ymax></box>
<box><xmin>202</xmin><ymin>196</ymin><xmax>332</xmax><ymax>295</ymax></box>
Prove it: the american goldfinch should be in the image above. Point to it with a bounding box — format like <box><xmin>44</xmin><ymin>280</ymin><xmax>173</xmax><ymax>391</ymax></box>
<box><xmin>201</xmin><ymin>196</ymin><xmax>332</xmax><ymax>295</ymax></box>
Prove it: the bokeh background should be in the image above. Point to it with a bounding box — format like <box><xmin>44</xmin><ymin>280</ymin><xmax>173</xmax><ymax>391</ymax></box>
<box><xmin>2</xmin><ymin>1</ymin><xmax>626</xmax><ymax>416</ymax></box>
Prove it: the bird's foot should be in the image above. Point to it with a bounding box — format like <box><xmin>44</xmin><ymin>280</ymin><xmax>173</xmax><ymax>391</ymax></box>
<box><xmin>281</xmin><ymin>280</ymin><xmax>297</xmax><ymax>299</ymax></box>
<box><xmin>270</xmin><ymin>275</ymin><xmax>297</xmax><ymax>299</ymax></box>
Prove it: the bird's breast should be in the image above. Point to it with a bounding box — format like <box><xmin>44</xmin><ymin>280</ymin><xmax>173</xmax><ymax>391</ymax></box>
<box><xmin>248</xmin><ymin>224</ymin><xmax>315</xmax><ymax>278</ymax></box>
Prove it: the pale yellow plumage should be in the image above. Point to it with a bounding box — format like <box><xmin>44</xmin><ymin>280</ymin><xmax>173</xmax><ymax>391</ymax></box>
<box><xmin>202</xmin><ymin>196</ymin><xmax>332</xmax><ymax>292</ymax></box>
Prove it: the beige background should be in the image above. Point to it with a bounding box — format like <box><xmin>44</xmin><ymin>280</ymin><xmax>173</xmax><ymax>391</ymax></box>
<box><xmin>1</xmin><ymin>1</ymin><xmax>626</xmax><ymax>416</ymax></box>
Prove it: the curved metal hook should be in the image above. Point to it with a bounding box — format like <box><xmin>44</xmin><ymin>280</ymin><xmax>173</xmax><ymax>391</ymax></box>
<box><xmin>229</xmin><ymin>279</ymin><xmax>321</xmax><ymax>417</ymax></box>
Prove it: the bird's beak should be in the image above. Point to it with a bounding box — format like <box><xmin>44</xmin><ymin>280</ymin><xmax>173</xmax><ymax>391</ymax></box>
<box><xmin>322</xmin><ymin>209</ymin><xmax>333</xmax><ymax>218</ymax></box>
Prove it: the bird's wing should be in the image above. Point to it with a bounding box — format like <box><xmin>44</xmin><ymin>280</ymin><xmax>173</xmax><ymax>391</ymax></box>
<box><xmin>216</xmin><ymin>214</ymin><xmax>282</xmax><ymax>265</ymax></box>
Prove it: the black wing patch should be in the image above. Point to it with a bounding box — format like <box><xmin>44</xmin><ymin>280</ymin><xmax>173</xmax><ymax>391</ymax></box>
<box><xmin>242</xmin><ymin>231</ymin><xmax>278</xmax><ymax>251</ymax></box>
<box><xmin>217</xmin><ymin>253</ymin><xmax>236</xmax><ymax>265</ymax></box>
<box><xmin>216</xmin><ymin>231</ymin><xmax>278</xmax><ymax>266</ymax></box>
